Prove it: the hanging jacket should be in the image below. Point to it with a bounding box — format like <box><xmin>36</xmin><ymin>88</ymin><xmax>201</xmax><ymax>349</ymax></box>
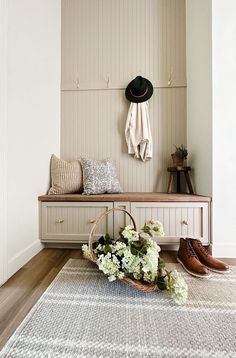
<box><xmin>125</xmin><ymin>101</ymin><xmax>153</xmax><ymax>161</ymax></box>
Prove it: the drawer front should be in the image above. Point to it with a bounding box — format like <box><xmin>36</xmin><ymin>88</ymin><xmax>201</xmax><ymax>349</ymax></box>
<box><xmin>41</xmin><ymin>202</ymin><xmax>113</xmax><ymax>243</ymax></box>
<box><xmin>130</xmin><ymin>202</ymin><xmax>209</xmax><ymax>244</ymax></box>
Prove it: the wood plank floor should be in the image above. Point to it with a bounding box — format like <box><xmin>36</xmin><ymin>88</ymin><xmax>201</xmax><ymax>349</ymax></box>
<box><xmin>0</xmin><ymin>248</ymin><xmax>235</xmax><ymax>349</ymax></box>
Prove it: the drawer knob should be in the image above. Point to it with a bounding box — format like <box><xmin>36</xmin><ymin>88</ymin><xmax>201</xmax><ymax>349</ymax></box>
<box><xmin>182</xmin><ymin>220</ymin><xmax>188</xmax><ymax>226</ymax></box>
<box><xmin>89</xmin><ymin>219</ymin><xmax>95</xmax><ymax>224</ymax></box>
<box><xmin>56</xmin><ymin>219</ymin><xmax>64</xmax><ymax>224</ymax></box>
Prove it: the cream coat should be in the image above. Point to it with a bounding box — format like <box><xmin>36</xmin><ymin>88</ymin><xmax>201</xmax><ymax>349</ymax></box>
<box><xmin>125</xmin><ymin>101</ymin><xmax>153</xmax><ymax>161</ymax></box>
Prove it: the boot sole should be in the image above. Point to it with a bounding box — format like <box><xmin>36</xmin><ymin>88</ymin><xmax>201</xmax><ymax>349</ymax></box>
<box><xmin>177</xmin><ymin>257</ymin><xmax>212</xmax><ymax>279</ymax></box>
<box><xmin>205</xmin><ymin>266</ymin><xmax>231</xmax><ymax>274</ymax></box>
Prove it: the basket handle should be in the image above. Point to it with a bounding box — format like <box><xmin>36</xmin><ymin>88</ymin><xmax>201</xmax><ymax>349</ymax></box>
<box><xmin>88</xmin><ymin>208</ymin><xmax>137</xmax><ymax>262</ymax></box>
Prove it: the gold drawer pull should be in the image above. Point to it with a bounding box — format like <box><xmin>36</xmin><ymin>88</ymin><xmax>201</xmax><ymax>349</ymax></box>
<box><xmin>89</xmin><ymin>219</ymin><xmax>95</xmax><ymax>224</ymax></box>
<box><xmin>56</xmin><ymin>219</ymin><xmax>64</xmax><ymax>224</ymax></box>
<box><xmin>182</xmin><ymin>220</ymin><xmax>188</xmax><ymax>226</ymax></box>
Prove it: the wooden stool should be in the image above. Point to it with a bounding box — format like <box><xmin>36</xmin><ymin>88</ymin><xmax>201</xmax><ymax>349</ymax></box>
<box><xmin>167</xmin><ymin>166</ymin><xmax>194</xmax><ymax>194</ymax></box>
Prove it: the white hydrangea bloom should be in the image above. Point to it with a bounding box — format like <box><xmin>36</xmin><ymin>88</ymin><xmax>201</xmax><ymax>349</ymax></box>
<box><xmin>97</xmin><ymin>253</ymin><xmax>122</xmax><ymax>282</ymax></box>
<box><xmin>141</xmin><ymin>243</ymin><xmax>159</xmax><ymax>283</ymax></box>
<box><xmin>122</xmin><ymin>250</ymin><xmax>142</xmax><ymax>276</ymax></box>
<box><xmin>145</xmin><ymin>238</ymin><xmax>161</xmax><ymax>252</ymax></box>
<box><xmin>117</xmin><ymin>271</ymin><xmax>125</xmax><ymax>279</ymax></box>
<box><xmin>121</xmin><ymin>226</ymin><xmax>139</xmax><ymax>242</ymax></box>
<box><xmin>139</xmin><ymin>232</ymin><xmax>151</xmax><ymax>240</ymax></box>
<box><xmin>108</xmin><ymin>275</ymin><xmax>116</xmax><ymax>282</ymax></box>
<box><xmin>111</xmin><ymin>242</ymin><xmax>127</xmax><ymax>256</ymax></box>
<box><xmin>94</xmin><ymin>243</ymin><xmax>104</xmax><ymax>255</ymax></box>
<box><xmin>148</xmin><ymin>220</ymin><xmax>165</xmax><ymax>237</ymax></box>
<box><xmin>82</xmin><ymin>244</ymin><xmax>90</xmax><ymax>258</ymax></box>
<box><xmin>143</xmin><ymin>272</ymin><xmax>156</xmax><ymax>283</ymax></box>
<box><xmin>165</xmin><ymin>270</ymin><xmax>188</xmax><ymax>305</ymax></box>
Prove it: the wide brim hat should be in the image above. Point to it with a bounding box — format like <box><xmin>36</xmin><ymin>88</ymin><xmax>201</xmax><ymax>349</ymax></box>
<box><xmin>125</xmin><ymin>76</ymin><xmax>153</xmax><ymax>103</ymax></box>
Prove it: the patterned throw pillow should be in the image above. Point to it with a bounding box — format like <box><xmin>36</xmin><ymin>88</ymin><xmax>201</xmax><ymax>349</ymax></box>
<box><xmin>81</xmin><ymin>157</ymin><xmax>123</xmax><ymax>195</ymax></box>
<box><xmin>48</xmin><ymin>154</ymin><xmax>83</xmax><ymax>194</ymax></box>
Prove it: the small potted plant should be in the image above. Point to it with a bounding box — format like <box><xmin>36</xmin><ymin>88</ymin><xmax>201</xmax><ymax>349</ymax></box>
<box><xmin>171</xmin><ymin>145</ymin><xmax>188</xmax><ymax>167</ymax></box>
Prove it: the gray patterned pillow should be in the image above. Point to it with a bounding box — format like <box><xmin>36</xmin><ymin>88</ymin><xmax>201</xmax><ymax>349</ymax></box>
<box><xmin>81</xmin><ymin>157</ymin><xmax>123</xmax><ymax>195</ymax></box>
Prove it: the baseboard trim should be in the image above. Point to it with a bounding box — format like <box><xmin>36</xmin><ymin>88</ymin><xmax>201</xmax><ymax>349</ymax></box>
<box><xmin>212</xmin><ymin>243</ymin><xmax>236</xmax><ymax>258</ymax></box>
<box><xmin>7</xmin><ymin>240</ymin><xmax>44</xmax><ymax>279</ymax></box>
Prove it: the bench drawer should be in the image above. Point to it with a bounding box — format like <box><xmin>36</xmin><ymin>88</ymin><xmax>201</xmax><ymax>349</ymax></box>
<box><xmin>41</xmin><ymin>202</ymin><xmax>113</xmax><ymax>243</ymax></box>
<box><xmin>130</xmin><ymin>202</ymin><xmax>209</xmax><ymax>244</ymax></box>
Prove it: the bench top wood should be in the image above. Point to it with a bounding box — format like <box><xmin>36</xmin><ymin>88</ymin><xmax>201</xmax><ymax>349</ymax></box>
<box><xmin>38</xmin><ymin>192</ymin><xmax>211</xmax><ymax>202</ymax></box>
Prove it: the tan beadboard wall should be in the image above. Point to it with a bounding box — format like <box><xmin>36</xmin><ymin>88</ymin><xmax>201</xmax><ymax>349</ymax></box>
<box><xmin>61</xmin><ymin>0</ymin><xmax>186</xmax><ymax>192</ymax></box>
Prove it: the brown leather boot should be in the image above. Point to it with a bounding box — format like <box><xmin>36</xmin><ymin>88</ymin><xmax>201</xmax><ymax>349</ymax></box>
<box><xmin>177</xmin><ymin>238</ymin><xmax>211</xmax><ymax>278</ymax></box>
<box><xmin>187</xmin><ymin>238</ymin><xmax>230</xmax><ymax>273</ymax></box>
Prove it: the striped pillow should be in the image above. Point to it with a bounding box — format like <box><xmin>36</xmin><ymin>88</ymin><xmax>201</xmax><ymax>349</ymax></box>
<box><xmin>48</xmin><ymin>154</ymin><xmax>83</xmax><ymax>195</ymax></box>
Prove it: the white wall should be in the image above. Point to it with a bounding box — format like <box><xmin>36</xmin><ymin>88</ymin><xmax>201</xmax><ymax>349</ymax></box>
<box><xmin>186</xmin><ymin>0</ymin><xmax>236</xmax><ymax>257</ymax></box>
<box><xmin>186</xmin><ymin>0</ymin><xmax>212</xmax><ymax>196</ymax></box>
<box><xmin>212</xmin><ymin>0</ymin><xmax>236</xmax><ymax>257</ymax></box>
<box><xmin>0</xmin><ymin>0</ymin><xmax>61</xmax><ymax>283</ymax></box>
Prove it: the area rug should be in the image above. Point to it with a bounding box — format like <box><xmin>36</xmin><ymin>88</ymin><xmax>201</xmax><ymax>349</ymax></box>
<box><xmin>0</xmin><ymin>259</ymin><xmax>236</xmax><ymax>358</ymax></box>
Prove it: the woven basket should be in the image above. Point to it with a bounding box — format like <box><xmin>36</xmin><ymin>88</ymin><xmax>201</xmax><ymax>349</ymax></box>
<box><xmin>88</xmin><ymin>208</ymin><xmax>160</xmax><ymax>292</ymax></box>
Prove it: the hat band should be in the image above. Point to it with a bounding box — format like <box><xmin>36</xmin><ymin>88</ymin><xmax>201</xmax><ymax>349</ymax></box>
<box><xmin>130</xmin><ymin>86</ymin><xmax>148</xmax><ymax>98</ymax></box>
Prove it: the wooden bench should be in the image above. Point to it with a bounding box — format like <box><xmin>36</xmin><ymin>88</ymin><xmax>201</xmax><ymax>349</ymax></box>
<box><xmin>38</xmin><ymin>192</ymin><xmax>211</xmax><ymax>248</ymax></box>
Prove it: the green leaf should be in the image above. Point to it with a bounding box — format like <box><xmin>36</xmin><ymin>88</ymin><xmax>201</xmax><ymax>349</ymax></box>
<box><xmin>98</xmin><ymin>236</ymin><xmax>105</xmax><ymax>245</ymax></box>
<box><xmin>104</xmin><ymin>233</ymin><xmax>113</xmax><ymax>244</ymax></box>
<box><xmin>141</xmin><ymin>223</ymin><xmax>150</xmax><ymax>234</ymax></box>
<box><xmin>156</xmin><ymin>277</ymin><xmax>167</xmax><ymax>290</ymax></box>
<box><xmin>130</xmin><ymin>246</ymin><xmax>138</xmax><ymax>255</ymax></box>
<box><xmin>119</xmin><ymin>227</ymin><xmax>124</xmax><ymax>237</ymax></box>
<box><xmin>93</xmin><ymin>241</ymin><xmax>99</xmax><ymax>249</ymax></box>
<box><xmin>104</xmin><ymin>245</ymin><xmax>112</xmax><ymax>254</ymax></box>
<box><xmin>132</xmin><ymin>241</ymin><xmax>142</xmax><ymax>249</ymax></box>
<box><xmin>130</xmin><ymin>243</ymin><xmax>145</xmax><ymax>257</ymax></box>
<box><xmin>158</xmin><ymin>258</ymin><xmax>166</xmax><ymax>269</ymax></box>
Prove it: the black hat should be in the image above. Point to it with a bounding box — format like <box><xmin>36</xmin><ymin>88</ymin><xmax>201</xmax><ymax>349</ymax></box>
<box><xmin>125</xmin><ymin>76</ymin><xmax>153</xmax><ymax>103</ymax></box>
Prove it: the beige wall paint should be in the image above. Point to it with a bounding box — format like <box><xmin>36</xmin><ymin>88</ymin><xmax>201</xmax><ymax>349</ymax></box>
<box><xmin>61</xmin><ymin>0</ymin><xmax>187</xmax><ymax>192</ymax></box>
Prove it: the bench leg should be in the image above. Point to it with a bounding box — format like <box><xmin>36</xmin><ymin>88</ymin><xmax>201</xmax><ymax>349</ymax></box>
<box><xmin>177</xmin><ymin>171</ymin><xmax>181</xmax><ymax>193</ymax></box>
<box><xmin>167</xmin><ymin>173</ymin><xmax>174</xmax><ymax>193</ymax></box>
<box><xmin>184</xmin><ymin>171</ymin><xmax>194</xmax><ymax>194</ymax></box>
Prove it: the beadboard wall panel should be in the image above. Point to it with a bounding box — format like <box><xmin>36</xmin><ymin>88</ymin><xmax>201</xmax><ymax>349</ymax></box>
<box><xmin>61</xmin><ymin>87</ymin><xmax>186</xmax><ymax>192</ymax></box>
<box><xmin>62</xmin><ymin>0</ymin><xmax>186</xmax><ymax>89</ymax></box>
<box><xmin>61</xmin><ymin>0</ymin><xmax>186</xmax><ymax>192</ymax></box>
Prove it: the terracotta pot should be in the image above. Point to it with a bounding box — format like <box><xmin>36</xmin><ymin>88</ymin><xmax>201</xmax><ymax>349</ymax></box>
<box><xmin>171</xmin><ymin>153</ymin><xmax>184</xmax><ymax>167</ymax></box>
